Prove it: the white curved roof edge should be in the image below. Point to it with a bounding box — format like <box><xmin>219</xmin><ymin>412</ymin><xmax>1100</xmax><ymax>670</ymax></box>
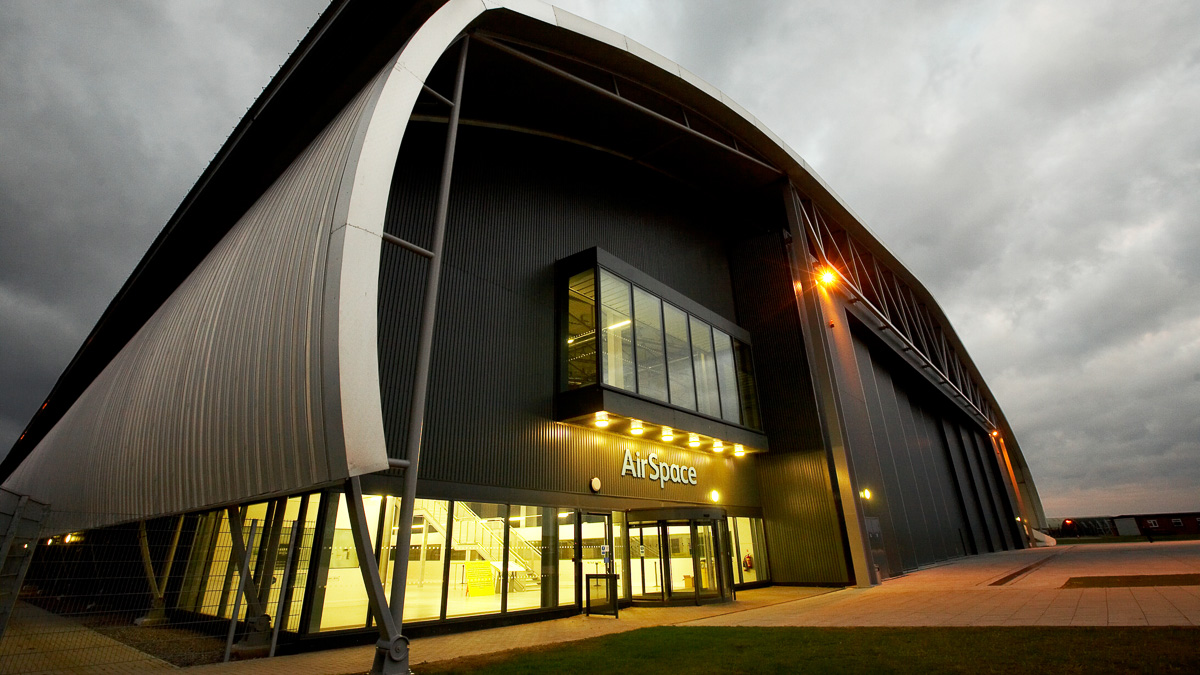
<box><xmin>370</xmin><ymin>2</ymin><xmax>1039</xmax><ymax>505</ymax></box>
<box><xmin>346</xmin><ymin>0</ymin><xmax>988</xmax><ymax>410</ymax></box>
<box><xmin>358</xmin><ymin>0</ymin><xmax>903</xmax><ymax>269</ymax></box>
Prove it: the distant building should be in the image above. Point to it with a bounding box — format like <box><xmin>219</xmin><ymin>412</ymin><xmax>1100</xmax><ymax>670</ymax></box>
<box><xmin>1122</xmin><ymin>513</ymin><xmax>1200</xmax><ymax>537</ymax></box>
<box><xmin>1058</xmin><ymin>513</ymin><xmax>1200</xmax><ymax>538</ymax></box>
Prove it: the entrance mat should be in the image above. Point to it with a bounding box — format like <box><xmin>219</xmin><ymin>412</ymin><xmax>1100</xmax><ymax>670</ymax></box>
<box><xmin>1061</xmin><ymin>574</ymin><xmax>1200</xmax><ymax>589</ymax></box>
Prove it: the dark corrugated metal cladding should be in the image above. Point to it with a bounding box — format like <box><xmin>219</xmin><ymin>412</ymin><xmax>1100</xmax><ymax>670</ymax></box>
<box><xmin>726</xmin><ymin>230</ymin><xmax>847</xmax><ymax>583</ymax></box>
<box><xmin>845</xmin><ymin>325</ymin><xmax>1019</xmax><ymax>570</ymax></box>
<box><xmin>377</xmin><ymin>122</ymin><xmax>757</xmax><ymax>507</ymax></box>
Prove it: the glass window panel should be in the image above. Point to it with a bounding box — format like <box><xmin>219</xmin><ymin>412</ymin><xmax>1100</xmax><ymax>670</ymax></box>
<box><xmin>505</xmin><ymin>505</ymin><xmax>556</xmax><ymax>611</ymax></box>
<box><xmin>632</xmin><ymin>287</ymin><xmax>668</xmax><ymax>402</ymax></box>
<box><xmin>695</xmin><ymin>522</ymin><xmax>719</xmax><ymax>598</ymax></box>
<box><xmin>558</xmin><ymin>510</ymin><xmax>577</xmax><ymax>606</ymax></box>
<box><xmin>631</xmin><ymin>523</ymin><xmax>664</xmax><ymax>600</ymax></box>
<box><xmin>690</xmin><ymin>317</ymin><xmax>721</xmax><ymax>417</ymax></box>
<box><xmin>712</xmin><ymin>328</ymin><xmax>740</xmax><ymax>424</ymax></box>
<box><xmin>725</xmin><ymin>517</ymin><xmax>742</xmax><ymax>585</ymax></box>
<box><xmin>378</xmin><ymin>497</ymin><xmax>448</xmax><ymax>622</ymax></box>
<box><xmin>319</xmin><ymin>494</ymin><xmax>382</xmax><ymax>630</ymax></box>
<box><xmin>752</xmin><ymin>518</ymin><xmax>770</xmax><ymax>581</ymax></box>
<box><xmin>735</xmin><ymin>517</ymin><xmax>770</xmax><ymax>583</ymax></box>
<box><xmin>599</xmin><ymin>269</ymin><xmax>636</xmax><ymax>392</ymax></box>
<box><xmin>446</xmin><ymin>502</ymin><xmax>506</xmax><ymax>618</ymax></box>
<box><xmin>666</xmin><ymin>522</ymin><xmax>694</xmax><ymax>599</ymax></box>
<box><xmin>662</xmin><ymin>303</ymin><xmax>696</xmax><ymax>409</ymax></box>
<box><xmin>566</xmin><ymin>269</ymin><xmax>597</xmax><ymax>389</ymax></box>
<box><xmin>265</xmin><ymin>495</ymin><xmax>321</xmax><ymax>632</ymax></box>
<box><xmin>734</xmin><ymin>517</ymin><xmax>757</xmax><ymax>583</ymax></box>
<box><xmin>612</xmin><ymin>511</ymin><xmax>628</xmax><ymax>601</ymax></box>
<box><xmin>734</xmin><ymin>340</ymin><xmax>762</xmax><ymax>430</ymax></box>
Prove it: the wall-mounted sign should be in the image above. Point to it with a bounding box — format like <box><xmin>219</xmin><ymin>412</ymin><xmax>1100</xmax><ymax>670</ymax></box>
<box><xmin>621</xmin><ymin>449</ymin><xmax>697</xmax><ymax>488</ymax></box>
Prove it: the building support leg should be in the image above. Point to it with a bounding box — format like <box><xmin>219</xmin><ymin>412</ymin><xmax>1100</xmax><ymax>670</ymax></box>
<box><xmin>344</xmin><ymin>476</ymin><xmax>407</xmax><ymax>674</ymax></box>
<box><xmin>135</xmin><ymin>515</ymin><xmax>183</xmax><ymax>627</ymax></box>
<box><xmin>993</xmin><ymin>437</ymin><xmax>1034</xmax><ymax>547</ymax></box>
<box><xmin>226</xmin><ymin>505</ymin><xmax>275</xmax><ymax>657</ymax></box>
<box><xmin>781</xmin><ymin>182</ymin><xmax>878</xmax><ymax>587</ymax></box>
<box><xmin>358</xmin><ymin>34</ymin><xmax>469</xmax><ymax>675</ymax></box>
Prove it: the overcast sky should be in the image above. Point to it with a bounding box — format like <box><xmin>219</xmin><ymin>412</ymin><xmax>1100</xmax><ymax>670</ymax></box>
<box><xmin>1</xmin><ymin>1</ymin><xmax>1197</xmax><ymax>518</ymax></box>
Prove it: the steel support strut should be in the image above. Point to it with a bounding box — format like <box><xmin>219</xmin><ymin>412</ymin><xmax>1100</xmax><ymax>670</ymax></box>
<box><xmin>134</xmin><ymin>516</ymin><xmax>184</xmax><ymax>627</ymax></box>
<box><xmin>361</xmin><ymin>35</ymin><xmax>469</xmax><ymax>675</ymax></box>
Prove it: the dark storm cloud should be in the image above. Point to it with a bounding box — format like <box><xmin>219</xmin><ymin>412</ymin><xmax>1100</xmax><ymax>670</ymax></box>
<box><xmin>557</xmin><ymin>0</ymin><xmax>1200</xmax><ymax>515</ymax></box>
<box><xmin>2</xmin><ymin>1</ymin><xmax>1197</xmax><ymax>516</ymax></box>
<box><xmin>0</xmin><ymin>1</ymin><xmax>327</xmax><ymax>451</ymax></box>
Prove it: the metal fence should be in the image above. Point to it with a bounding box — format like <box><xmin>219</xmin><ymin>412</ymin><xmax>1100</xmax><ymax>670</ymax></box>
<box><xmin>0</xmin><ymin>497</ymin><xmax>319</xmax><ymax>674</ymax></box>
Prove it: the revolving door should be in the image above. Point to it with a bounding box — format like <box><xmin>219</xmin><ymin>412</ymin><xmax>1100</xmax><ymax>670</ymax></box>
<box><xmin>626</xmin><ymin>509</ymin><xmax>734</xmax><ymax>605</ymax></box>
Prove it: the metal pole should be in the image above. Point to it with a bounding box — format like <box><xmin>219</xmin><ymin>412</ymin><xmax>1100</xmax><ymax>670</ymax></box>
<box><xmin>377</xmin><ymin>36</ymin><xmax>469</xmax><ymax>675</ymax></box>
<box><xmin>224</xmin><ymin>519</ymin><xmax>258</xmax><ymax>663</ymax></box>
<box><xmin>269</xmin><ymin>519</ymin><xmax>302</xmax><ymax>658</ymax></box>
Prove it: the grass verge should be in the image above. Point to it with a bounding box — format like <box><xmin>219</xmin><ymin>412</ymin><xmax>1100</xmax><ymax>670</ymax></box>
<box><xmin>413</xmin><ymin>626</ymin><xmax>1200</xmax><ymax>675</ymax></box>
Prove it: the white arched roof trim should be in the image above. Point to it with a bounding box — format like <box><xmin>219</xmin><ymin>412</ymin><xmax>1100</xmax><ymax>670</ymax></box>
<box><xmin>333</xmin><ymin>0</ymin><xmax>887</xmax><ymax>478</ymax></box>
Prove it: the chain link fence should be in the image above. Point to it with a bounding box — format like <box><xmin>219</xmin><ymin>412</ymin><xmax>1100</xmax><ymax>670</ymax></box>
<box><xmin>0</xmin><ymin>495</ymin><xmax>320</xmax><ymax>674</ymax></box>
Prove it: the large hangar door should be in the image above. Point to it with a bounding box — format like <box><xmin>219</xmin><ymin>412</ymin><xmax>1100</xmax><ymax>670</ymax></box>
<box><xmin>847</xmin><ymin>327</ymin><xmax>1012</xmax><ymax>574</ymax></box>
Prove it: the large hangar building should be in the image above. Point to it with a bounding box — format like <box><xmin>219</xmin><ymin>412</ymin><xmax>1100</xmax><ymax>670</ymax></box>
<box><xmin>1</xmin><ymin>0</ymin><xmax>1044</xmax><ymax>664</ymax></box>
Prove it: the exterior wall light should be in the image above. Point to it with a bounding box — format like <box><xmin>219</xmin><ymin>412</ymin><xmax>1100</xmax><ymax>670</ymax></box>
<box><xmin>859</xmin><ymin>488</ymin><xmax>872</xmax><ymax>500</ymax></box>
<box><xmin>991</xmin><ymin>430</ymin><xmax>999</xmax><ymax>437</ymax></box>
<box><xmin>594</xmin><ymin>411</ymin><xmax>609</xmax><ymax>428</ymax></box>
<box><xmin>710</xmin><ymin>490</ymin><xmax>720</xmax><ymax>503</ymax></box>
<box><xmin>688</xmin><ymin>433</ymin><xmax>701</xmax><ymax>448</ymax></box>
<box><xmin>818</xmin><ymin>268</ymin><xmax>837</xmax><ymax>286</ymax></box>
<box><xmin>733</xmin><ymin>444</ymin><xmax>745</xmax><ymax>457</ymax></box>
<box><xmin>630</xmin><ymin>419</ymin><xmax>644</xmax><ymax>435</ymax></box>
<box><xmin>712</xmin><ymin>440</ymin><xmax>724</xmax><ymax>452</ymax></box>
<box><xmin>661</xmin><ymin>426</ymin><xmax>674</xmax><ymax>442</ymax></box>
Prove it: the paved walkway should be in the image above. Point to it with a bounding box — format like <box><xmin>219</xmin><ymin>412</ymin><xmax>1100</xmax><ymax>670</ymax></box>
<box><xmin>5</xmin><ymin>541</ymin><xmax>1198</xmax><ymax>674</ymax></box>
<box><xmin>688</xmin><ymin>541</ymin><xmax>1200</xmax><ymax>628</ymax></box>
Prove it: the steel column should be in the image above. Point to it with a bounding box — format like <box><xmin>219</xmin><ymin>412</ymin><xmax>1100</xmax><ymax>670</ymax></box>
<box><xmin>134</xmin><ymin>515</ymin><xmax>183</xmax><ymax>627</ymax></box>
<box><xmin>372</xmin><ymin>35</ymin><xmax>470</xmax><ymax>675</ymax></box>
<box><xmin>782</xmin><ymin>183</ymin><xmax>877</xmax><ymax>587</ymax></box>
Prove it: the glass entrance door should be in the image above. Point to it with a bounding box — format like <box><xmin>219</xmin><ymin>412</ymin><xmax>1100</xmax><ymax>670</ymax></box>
<box><xmin>665</xmin><ymin>522</ymin><xmax>694</xmax><ymax>599</ymax></box>
<box><xmin>694</xmin><ymin>520</ymin><xmax>720</xmax><ymax>599</ymax></box>
<box><xmin>626</xmin><ymin>512</ymin><xmax>733</xmax><ymax>605</ymax></box>
<box><xmin>580</xmin><ymin>513</ymin><xmax>612</xmax><ymax>577</ymax></box>
<box><xmin>630</xmin><ymin>523</ymin><xmax>664</xmax><ymax>601</ymax></box>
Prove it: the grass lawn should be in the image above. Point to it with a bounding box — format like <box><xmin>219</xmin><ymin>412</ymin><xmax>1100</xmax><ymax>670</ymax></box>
<box><xmin>413</xmin><ymin>626</ymin><xmax>1200</xmax><ymax>674</ymax></box>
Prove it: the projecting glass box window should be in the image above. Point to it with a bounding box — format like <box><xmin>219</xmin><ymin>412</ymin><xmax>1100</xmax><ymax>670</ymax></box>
<box><xmin>562</xmin><ymin>264</ymin><xmax>761</xmax><ymax>430</ymax></box>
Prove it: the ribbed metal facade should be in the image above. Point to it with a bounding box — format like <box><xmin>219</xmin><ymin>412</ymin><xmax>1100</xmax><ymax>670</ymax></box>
<box><xmin>3</xmin><ymin>75</ymin><xmax>383</xmax><ymax>535</ymax></box>
<box><xmin>728</xmin><ymin>230</ymin><xmax>849</xmax><ymax>583</ymax></box>
<box><xmin>848</xmin><ymin>328</ymin><xmax>1022</xmax><ymax>575</ymax></box>
<box><xmin>378</xmin><ymin>123</ymin><xmax>758</xmax><ymax>508</ymax></box>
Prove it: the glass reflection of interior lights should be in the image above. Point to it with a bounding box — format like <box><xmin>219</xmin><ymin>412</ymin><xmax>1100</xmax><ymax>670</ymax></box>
<box><xmin>571</xmin><ymin>266</ymin><xmax>763</xmax><ymax>429</ymax></box>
